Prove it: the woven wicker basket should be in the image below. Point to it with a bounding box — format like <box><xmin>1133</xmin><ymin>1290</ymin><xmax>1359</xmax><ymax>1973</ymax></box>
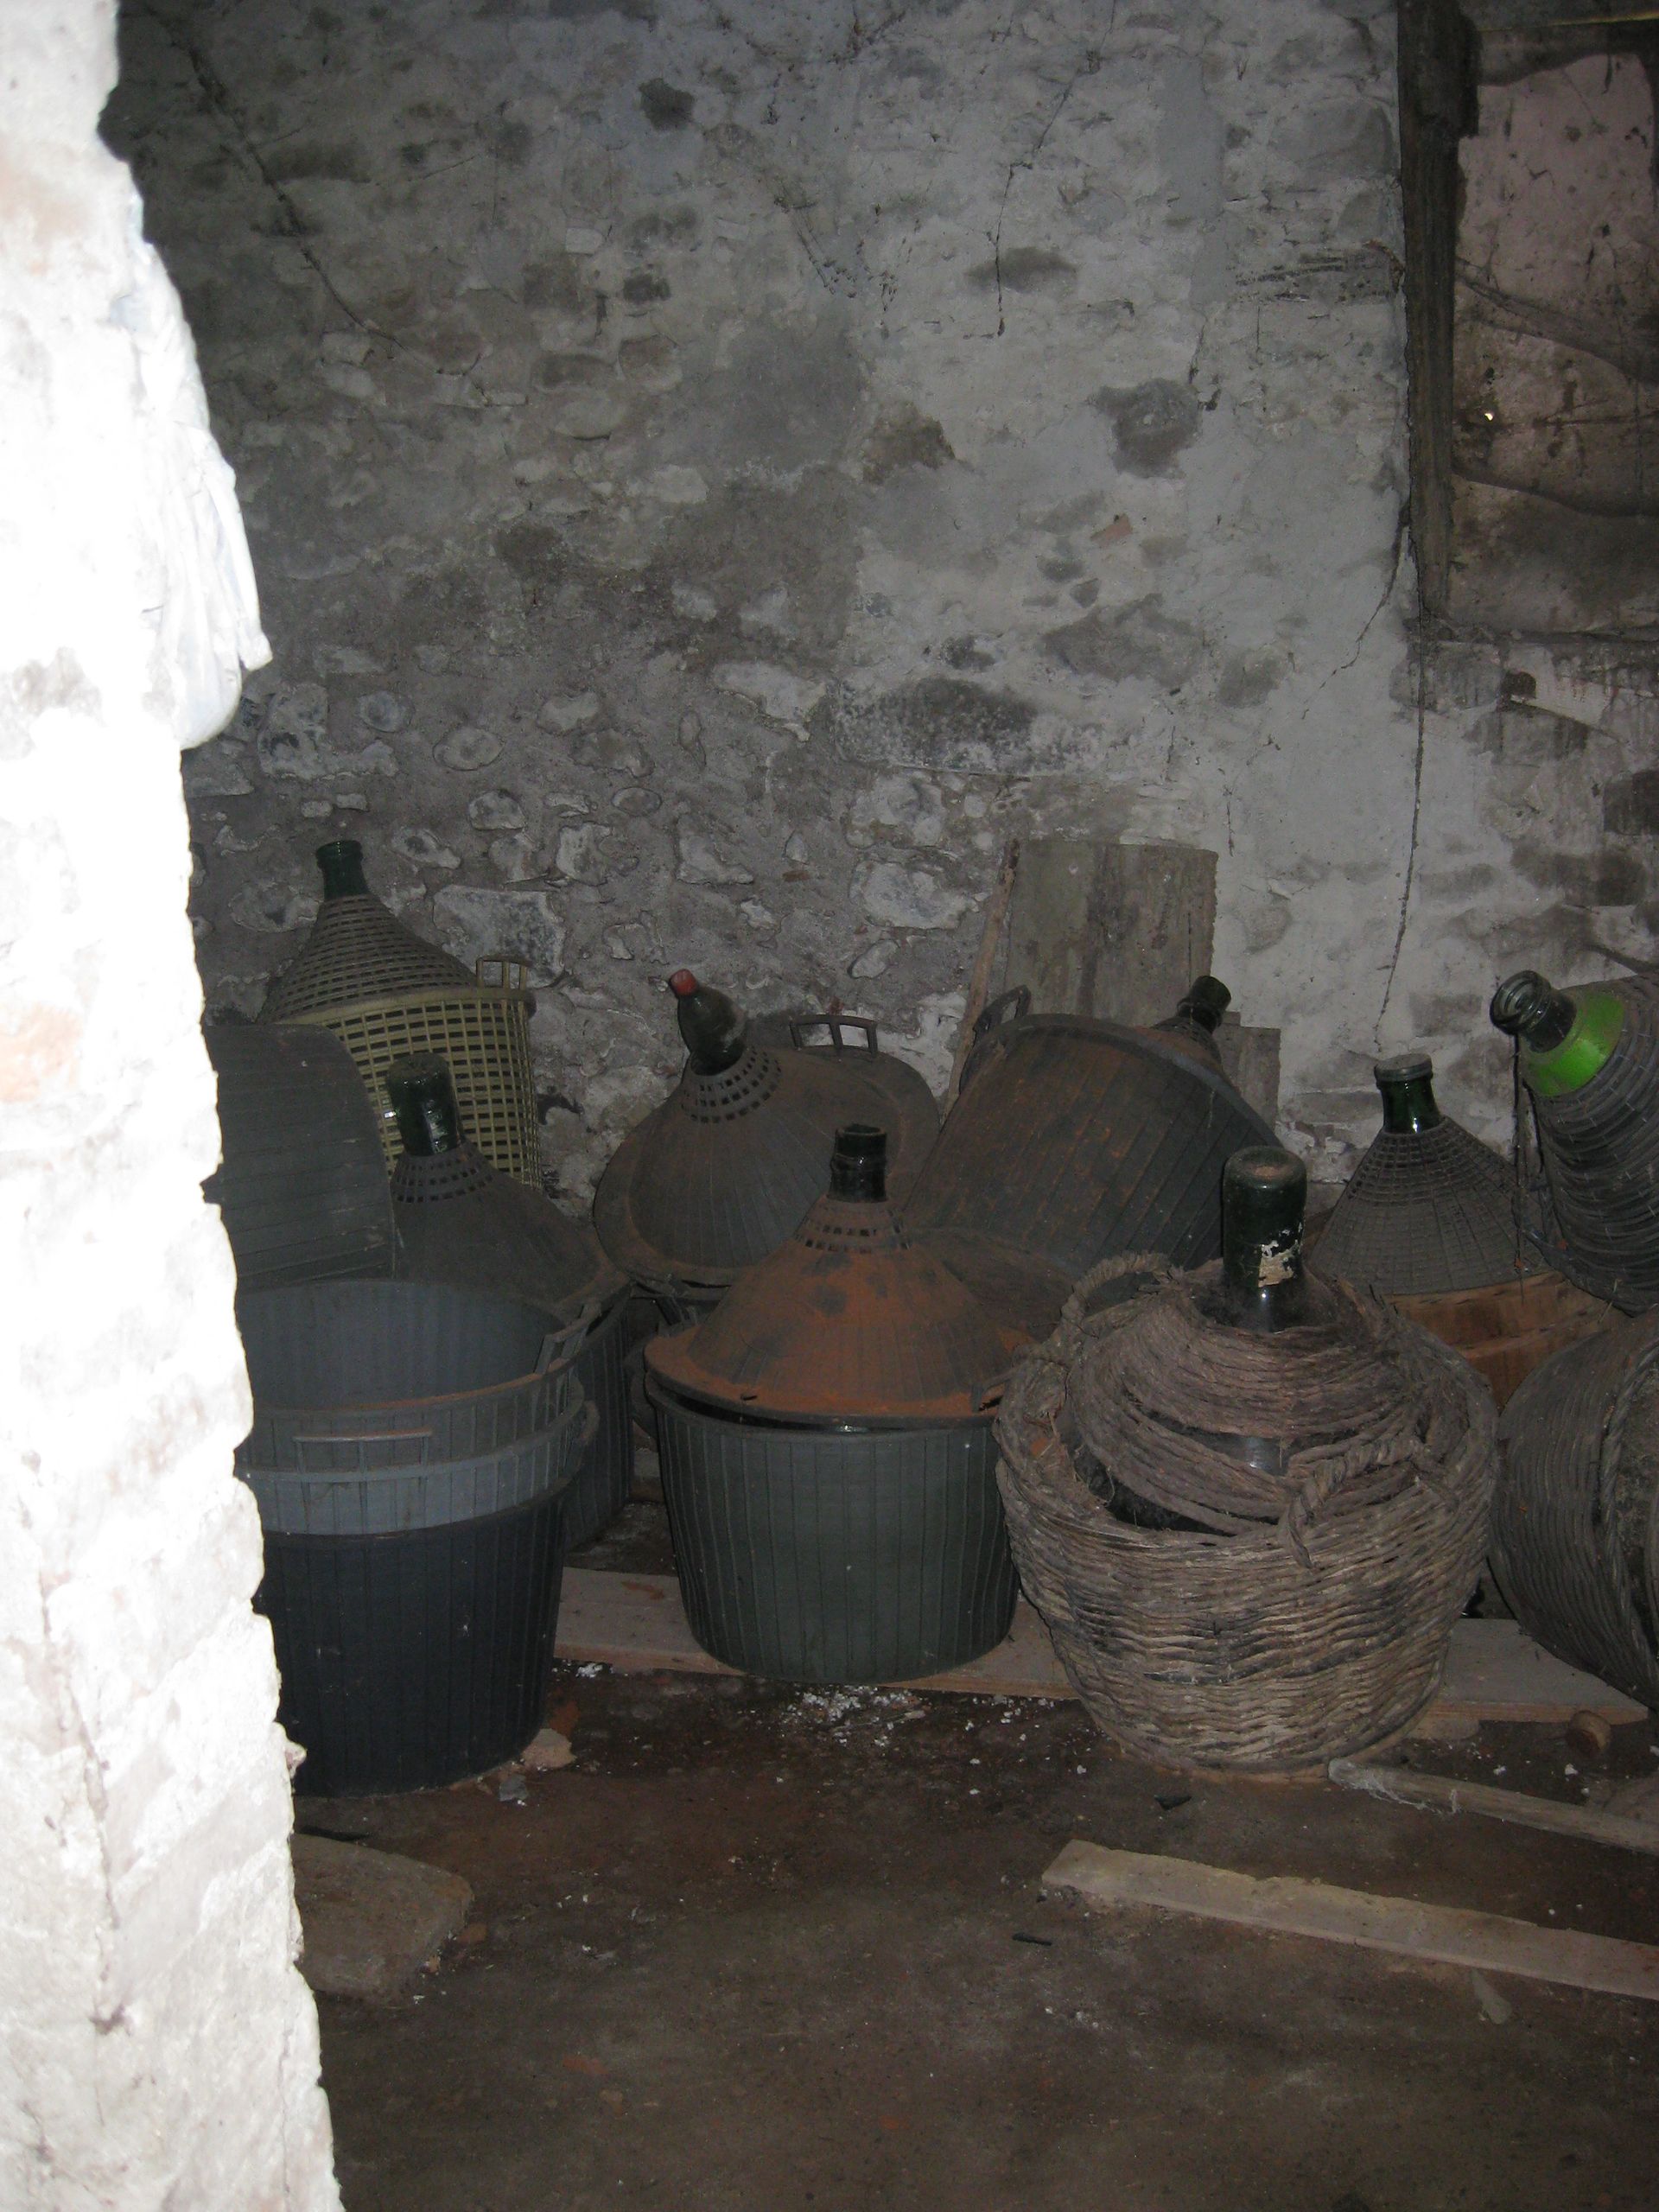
<box><xmin>284</xmin><ymin>962</ymin><xmax>539</xmax><ymax>1187</ymax></box>
<box><xmin>995</xmin><ymin>1258</ymin><xmax>1496</xmax><ymax>1773</ymax></box>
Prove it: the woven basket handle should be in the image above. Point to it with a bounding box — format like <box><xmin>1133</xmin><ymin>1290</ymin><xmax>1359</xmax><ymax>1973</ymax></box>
<box><xmin>1056</xmin><ymin>1251</ymin><xmax>1173</xmax><ymax>1364</ymax></box>
<box><xmin>537</xmin><ymin>1297</ymin><xmax>607</xmax><ymax>1372</ymax></box>
<box><xmin>476</xmin><ymin>955</ymin><xmax>531</xmax><ymax>992</ymax></box>
<box><xmin>788</xmin><ymin>1012</ymin><xmax>879</xmax><ymax>1056</ymax></box>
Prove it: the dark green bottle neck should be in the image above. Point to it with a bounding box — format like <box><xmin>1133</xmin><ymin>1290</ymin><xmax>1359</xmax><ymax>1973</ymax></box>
<box><xmin>1175</xmin><ymin>975</ymin><xmax>1230</xmax><ymax>1036</ymax></box>
<box><xmin>1378</xmin><ymin>1071</ymin><xmax>1441</xmax><ymax>1135</ymax></box>
<box><xmin>1217</xmin><ymin>1147</ymin><xmax>1310</xmax><ymax>1333</ymax></box>
<box><xmin>385</xmin><ymin>1058</ymin><xmax>463</xmax><ymax>1156</ymax></box>
<box><xmin>1491</xmin><ymin>970</ymin><xmax>1576</xmax><ymax>1052</ymax></box>
<box><xmin>829</xmin><ymin>1124</ymin><xmax>887</xmax><ymax>1204</ymax></box>
<box><xmin>316</xmin><ymin>839</ymin><xmax>370</xmax><ymax>900</ymax></box>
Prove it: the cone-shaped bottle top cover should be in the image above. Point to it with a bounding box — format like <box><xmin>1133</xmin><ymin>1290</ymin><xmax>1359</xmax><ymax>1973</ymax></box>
<box><xmin>669</xmin><ymin>969</ymin><xmax>748</xmax><ymax>1074</ymax></box>
<box><xmin>261</xmin><ymin>835</ymin><xmax>478</xmax><ymax>1020</ymax></box>
<box><xmin>315</xmin><ymin>838</ymin><xmax>372</xmax><ymax>899</ymax></box>
<box><xmin>645</xmin><ymin>1125</ymin><xmax>1023</xmax><ymax>1425</ymax></box>
<box><xmin>1218</xmin><ymin>1145</ymin><xmax>1310</xmax><ymax>1332</ymax></box>
<box><xmin>385</xmin><ymin>1053</ymin><xmax>463</xmax><ymax>1158</ymax></box>
<box><xmin>1491</xmin><ymin>969</ymin><xmax>1624</xmax><ymax>1098</ymax></box>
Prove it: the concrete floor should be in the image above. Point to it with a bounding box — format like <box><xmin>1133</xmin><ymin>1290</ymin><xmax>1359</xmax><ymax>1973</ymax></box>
<box><xmin>304</xmin><ymin>1522</ymin><xmax>1659</xmax><ymax>2212</ymax></box>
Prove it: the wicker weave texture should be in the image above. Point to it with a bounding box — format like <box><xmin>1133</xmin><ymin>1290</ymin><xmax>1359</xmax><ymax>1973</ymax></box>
<box><xmin>1491</xmin><ymin>1312</ymin><xmax>1659</xmax><ymax>1707</ymax></box>
<box><xmin>995</xmin><ymin>1260</ymin><xmax>1496</xmax><ymax>1773</ymax></box>
<box><xmin>1534</xmin><ymin>981</ymin><xmax>1659</xmax><ymax>1313</ymax></box>
<box><xmin>286</xmin><ymin>987</ymin><xmax>540</xmax><ymax>1186</ymax></box>
<box><xmin>1315</xmin><ymin>1118</ymin><xmax>1537</xmax><ymax>1297</ymax></box>
<box><xmin>259</xmin><ymin>893</ymin><xmax>478</xmax><ymax>1020</ymax></box>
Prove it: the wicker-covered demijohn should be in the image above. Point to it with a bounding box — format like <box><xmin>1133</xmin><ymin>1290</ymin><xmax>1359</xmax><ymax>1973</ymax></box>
<box><xmin>995</xmin><ymin>1227</ymin><xmax>1496</xmax><ymax>1773</ymax></box>
<box><xmin>258</xmin><ymin>841</ymin><xmax>541</xmax><ymax>1185</ymax></box>
<box><xmin>1492</xmin><ymin>1311</ymin><xmax>1659</xmax><ymax>1708</ymax></box>
<box><xmin>1492</xmin><ymin>970</ymin><xmax>1659</xmax><ymax>1313</ymax></box>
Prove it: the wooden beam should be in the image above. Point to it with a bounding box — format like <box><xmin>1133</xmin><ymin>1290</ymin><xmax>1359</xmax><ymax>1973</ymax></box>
<box><xmin>1043</xmin><ymin>1840</ymin><xmax>1659</xmax><ymax>2002</ymax></box>
<box><xmin>1398</xmin><ymin>0</ymin><xmax>1479</xmax><ymax>617</ymax></box>
<box><xmin>555</xmin><ymin>1570</ymin><xmax>1647</xmax><ymax>1725</ymax></box>
<box><xmin>949</xmin><ymin>836</ymin><xmax>1020</xmax><ymax>1102</ymax></box>
<box><xmin>1330</xmin><ymin>1757</ymin><xmax>1659</xmax><ymax>1856</ymax></box>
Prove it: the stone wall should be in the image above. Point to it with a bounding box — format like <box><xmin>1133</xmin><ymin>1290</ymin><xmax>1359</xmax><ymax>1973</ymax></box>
<box><xmin>106</xmin><ymin>0</ymin><xmax>1657</xmax><ymax>1190</ymax></box>
<box><xmin>1</xmin><ymin>2</ymin><xmax>339</xmax><ymax>2202</ymax></box>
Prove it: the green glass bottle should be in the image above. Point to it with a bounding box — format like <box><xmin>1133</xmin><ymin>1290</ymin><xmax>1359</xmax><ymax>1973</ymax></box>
<box><xmin>668</xmin><ymin>969</ymin><xmax>748</xmax><ymax>1075</ymax></box>
<box><xmin>1490</xmin><ymin>971</ymin><xmax>1624</xmax><ymax>1100</ymax></box>
<box><xmin>828</xmin><ymin>1123</ymin><xmax>887</xmax><ymax>1205</ymax></box>
<box><xmin>315</xmin><ymin>837</ymin><xmax>372</xmax><ymax>900</ymax></box>
<box><xmin>1216</xmin><ymin>1146</ymin><xmax>1312</xmax><ymax>1333</ymax></box>
<box><xmin>1375</xmin><ymin>1052</ymin><xmax>1441</xmax><ymax>1135</ymax></box>
<box><xmin>385</xmin><ymin>1053</ymin><xmax>463</xmax><ymax>1156</ymax></box>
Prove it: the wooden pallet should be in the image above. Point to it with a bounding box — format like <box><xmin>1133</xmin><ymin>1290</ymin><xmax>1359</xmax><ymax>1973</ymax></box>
<box><xmin>555</xmin><ymin>1569</ymin><xmax>1647</xmax><ymax>1726</ymax></box>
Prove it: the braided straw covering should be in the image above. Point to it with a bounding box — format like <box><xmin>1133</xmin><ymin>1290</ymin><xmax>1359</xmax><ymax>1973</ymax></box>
<box><xmin>995</xmin><ymin>1256</ymin><xmax>1496</xmax><ymax>1772</ymax></box>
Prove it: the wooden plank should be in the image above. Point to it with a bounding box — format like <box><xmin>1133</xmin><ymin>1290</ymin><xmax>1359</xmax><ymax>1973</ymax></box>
<box><xmin>556</xmin><ymin>1572</ymin><xmax>1645</xmax><ymax>1725</ymax></box>
<box><xmin>1434</xmin><ymin>1618</ymin><xmax>1646</xmax><ymax>1728</ymax></box>
<box><xmin>949</xmin><ymin>836</ymin><xmax>1020</xmax><ymax>1103</ymax></box>
<box><xmin>1000</xmin><ymin>837</ymin><xmax>1217</xmax><ymax>1029</ymax></box>
<box><xmin>1043</xmin><ymin>1840</ymin><xmax>1659</xmax><ymax>2003</ymax></box>
<box><xmin>1398</xmin><ymin>0</ymin><xmax>1477</xmax><ymax>618</ymax></box>
<box><xmin>555</xmin><ymin>1571</ymin><xmax>1075</xmax><ymax>1697</ymax></box>
<box><xmin>1213</xmin><ymin>1017</ymin><xmax>1281</xmax><ymax>1124</ymax></box>
<box><xmin>557</xmin><ymin>1569</ymin><xmax>731</xmax><ymax>1679</ymax></box>
<box><xmin>1329</xmin><ymin>1758</ymin><xmax>1659</xmax><ymax>1857</ymax></box>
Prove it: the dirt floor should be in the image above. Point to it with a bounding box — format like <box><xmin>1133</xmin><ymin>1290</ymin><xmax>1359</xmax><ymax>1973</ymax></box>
<box><xmin>302</xmin><ymin>1507</ymin><xmax>1659</xmax><ymax>2212</ymax></box>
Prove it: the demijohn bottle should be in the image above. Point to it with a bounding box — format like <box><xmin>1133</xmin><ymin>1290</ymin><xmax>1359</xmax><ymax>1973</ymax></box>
<box><xmin>385</xmin><ymin>1052</ymin><xmax>630</xmax><ymax>1548</ymax></box>
<box><xmin>1314</xmin><ymin>1052</ymin><xmax>1533</xmax><ymax>1300</ymax></box>
<box><xmin>1491</xmin><ymin>967</ymin><xmax>1659</xmax><ymax>1312</ymax></box>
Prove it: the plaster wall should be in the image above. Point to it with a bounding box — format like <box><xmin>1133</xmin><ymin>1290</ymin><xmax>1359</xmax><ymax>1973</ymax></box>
<box><xmin>106</xmin><ymin>0</ymin><xmax>1657</xmax><ymax>1188</ymax></box>
<box><xmin>0</xmin><ymin>2</ymin><xmax>338</xmax><ymax>2202</ymax></box>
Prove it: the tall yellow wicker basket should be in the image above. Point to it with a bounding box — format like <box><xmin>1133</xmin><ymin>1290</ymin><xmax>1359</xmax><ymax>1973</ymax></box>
<box><xmin>258</xmin><ymin>842</ymin><xmax>543</xmax><ymax>1187</ymax></box>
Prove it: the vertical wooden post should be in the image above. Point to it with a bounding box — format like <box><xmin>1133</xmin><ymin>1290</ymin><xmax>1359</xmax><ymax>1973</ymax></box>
<box><xmin>1397</xmin><ymin>0</ymin><xmax>1478</xmax><ymax>618</ymax></box>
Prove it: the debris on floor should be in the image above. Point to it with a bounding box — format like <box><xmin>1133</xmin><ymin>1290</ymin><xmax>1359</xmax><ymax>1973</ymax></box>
<box><xmin>291</xmin><ymin>1834</ymin><xmax>473</xmax><ymax>2002</ymax></box>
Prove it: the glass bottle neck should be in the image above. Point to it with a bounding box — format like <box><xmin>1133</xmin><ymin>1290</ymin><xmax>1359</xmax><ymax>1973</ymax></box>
<box><xmin>829</xmin><ymin>1125</ymin><xmax>887</xmax><ymax>1204</ymax></box>
<box><xmin>1378</xmin><ymin>1072</ymin><xmax>1441</xmax><ymax>1135</ymax></box>
<box><xmin>385</xmin><ymin>1061</ymin><xmax>463</xmax><ymax>1156</ymax></box>
<box><xmin>1491</xmin><ymin>971</ymin><xmax>1624</xmax><ymax>1098</ymax></box>
<box><xmin>316</xmin><ymin>840</ymin><xmax>370</xmax><ymax>900</ymax></box>
<box><xmin>1217</xmin><ymin>1147</ymin><xmax>1310</xmax><ymax>1333</ymax></box>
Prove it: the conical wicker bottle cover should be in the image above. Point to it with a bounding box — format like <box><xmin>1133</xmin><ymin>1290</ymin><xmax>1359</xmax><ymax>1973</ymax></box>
<box><xmin>387</xmin><ymin>1056</ymin><xmax>620</xmax><ymax>1325</ymax></box>
<box><xmin>592</xmin><ymin>970</ymin><xmax>938</xmax><ymax>1290</ymax></box>
<box><xmin>646</xmin><ymin>1123</ymin><xmax>1021</xmax><ymax>1425</ymax></box>
<box><xmin>260</xmin><ymin>839</ymin><xmax>476</xmax><ymax>1020</ymax></box>
<box><xmin>994</xmin><ymin>1146</ymin><xmax>1496</xmax><ymax>1773</ymax></box>
<box><xmin>258</xmin><ymin>841</ymin><xmax>542</xmax><ymax>1188</ymax></box>
<box><xmin>1316</xmin><ymin>1055</ymin><xmax>1536</xmax><ymax>1298</ymax></box>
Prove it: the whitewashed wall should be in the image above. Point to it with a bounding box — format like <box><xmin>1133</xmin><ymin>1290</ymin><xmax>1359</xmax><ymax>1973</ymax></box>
<box><xmin>0</xmin><ymin>2</ymin><xmax>339</xmax><ymax>2202</ymax></box>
